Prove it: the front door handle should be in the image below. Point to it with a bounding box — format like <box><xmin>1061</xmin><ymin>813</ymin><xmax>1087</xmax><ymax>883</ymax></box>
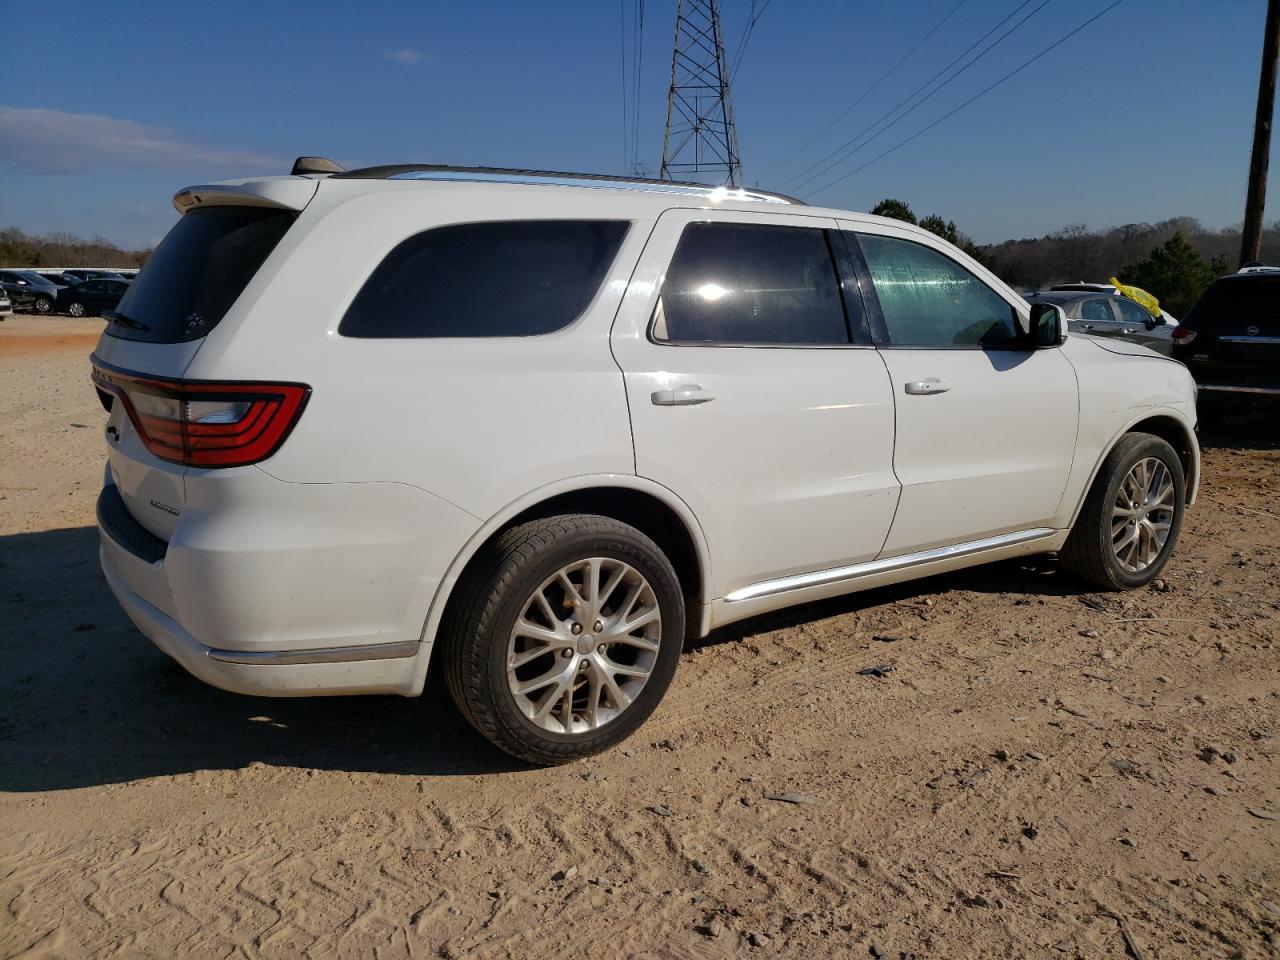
<box><xmin>904</xmin><ymin>379</ymin><xmax>950</xmax><ymax>396</ymax></box>
<box><xmin>651</xmin><ymin>384</ymin><xmax>715</xmax><ymax>406</ymax></box>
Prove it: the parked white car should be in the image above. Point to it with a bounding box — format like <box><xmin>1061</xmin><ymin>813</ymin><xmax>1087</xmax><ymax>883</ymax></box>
<box><xmin>93</xmin><ymin>161</ymin><xmax>1200</xmax><ymax>763</ymax></box>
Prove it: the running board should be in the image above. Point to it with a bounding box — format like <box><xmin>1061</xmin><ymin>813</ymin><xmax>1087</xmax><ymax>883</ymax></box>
<box><xmin>723</xmin><ymin>528</ymin><xmax>1058</xmax><ymax>604</ymax></box>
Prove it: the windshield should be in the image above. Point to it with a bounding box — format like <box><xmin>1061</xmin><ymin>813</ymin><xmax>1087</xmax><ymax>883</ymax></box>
<box><xmin>107</xmin><ymin>205</ymin><xmax>296</xmax><ymax>343</ymax></box>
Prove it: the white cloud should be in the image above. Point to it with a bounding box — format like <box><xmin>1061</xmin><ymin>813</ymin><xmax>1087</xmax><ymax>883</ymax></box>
<box><xmin>0</xmin><ymin>106</ymin><xmax>280</xmax><ymax>175</ymax></box>
<box><xmin>383</xmin><ymin>48</ymin><xmax>426</xmax><ymax>65</ymax></box>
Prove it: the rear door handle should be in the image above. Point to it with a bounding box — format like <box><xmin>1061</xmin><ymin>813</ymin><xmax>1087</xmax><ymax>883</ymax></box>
<box><xmin>904</xmin><ymin>379</ymin><xmax>950</xmax><ymax>396</ymax></box>
<box><xmin>651</xmin><ymin>384</ymin><xmax>715</xmax><ymax>406</ymax></box>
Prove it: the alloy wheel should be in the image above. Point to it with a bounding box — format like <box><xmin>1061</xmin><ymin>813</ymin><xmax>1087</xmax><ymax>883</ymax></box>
<box><xmin>1111</xmin><ymin>457</ymin><xmax>1176</xmax><ymax>573</ymax></box>
<box><xmin>506</xmin><ymin>557</ymin><xmax>661</xmax><ymax>735</ymax></box>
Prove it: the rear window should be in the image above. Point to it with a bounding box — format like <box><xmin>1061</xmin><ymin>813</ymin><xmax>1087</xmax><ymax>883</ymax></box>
<box><xmin>339</xmin><ymin>220</ymin><xmax>629</xmax><ymax>338</ymax></box>
<box><xmin>107</xmin><ymin>206</ymin><xmax>295</xmax><ymax>343</ymax></box>
<box><xmin>1185</xmin><ymin>276</ymin><xmax>1280</xmax><ymax>335</ymax></box>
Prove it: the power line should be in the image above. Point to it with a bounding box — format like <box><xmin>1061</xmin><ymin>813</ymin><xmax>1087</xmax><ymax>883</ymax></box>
<box><xmin>619</xmin><ymin>0</ymin><xmax>630</xmax><ymax>171</ymax></box>
<box><xmin>764</xmin><ymin>0</ymin><xmax>968</xmax><ymax>182</ymax></box>
<box><xmin>632</xmin><ymin>0</ymin><xmax>646</xmax><ymax>173</ymax></box>
<box><xmin>783</xmin><ymin>0</ymin><xmax>1048</xmax><ymax>192</ymax></box>
<box><xmin>803</xmin><ymin>0</ymin><xmax>1126</xmax><ymax>198</ymax></box>
<box><xmin>780</xmin><ymin>0</ymin><xmax>1045</xmax><ymax>192</ymax></box>
<box><xmin>729</xmin><ymin>0</ymin><xmax>773</xmax><ymax>82</ymax></box>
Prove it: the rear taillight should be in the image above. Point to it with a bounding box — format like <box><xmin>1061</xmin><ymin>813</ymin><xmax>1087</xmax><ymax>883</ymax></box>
<box><xmin>1170</xmin><ymin>325</ymin><xmax>1197</xmax><ymax>346</ymax></box>
<box><xmin>91</xmin><ymin>359</ymin><xmax>309</xmax><ymax>468</ymax></box>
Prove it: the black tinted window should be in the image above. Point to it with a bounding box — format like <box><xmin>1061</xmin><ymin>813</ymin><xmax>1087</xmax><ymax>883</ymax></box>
<box><xmin>1079</xmin><ymin>298</ymin><xmax>1113</xmax><ymax>322</ymax></box>
<box><xmin>1186</xmin><ymin>276</ymin><xmax>1280</xmax><ymax>335</ymax></box>
<box><xmin>340</xmin><ymin>221</ymin><xmax>628</xmax><ymax>338</ymax></box>
<box><xmin>108</xmin><ymin>206</ymin><xmax>295</xmax><ymax>343</ymax></box>
<box><xmin>653</xmin><ymin>222</ymin><xmax>848</xmax><ymax>345</ymax></box>
<box><xmin>1114</xmin><ymin>298</ymin><xmax>1153</xmax><ymax>325</ymax></box>
<box><xmin>856</xmin><ymin>234</ymin><xmax>1019</xmax><ymax>347</ymax></box>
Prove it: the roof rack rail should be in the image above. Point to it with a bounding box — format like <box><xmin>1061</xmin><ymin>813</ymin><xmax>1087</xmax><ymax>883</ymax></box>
<box><xmin>331</xmin><ymin>163</ymin><xmax>803</xmax><ymax>205</ymax></box>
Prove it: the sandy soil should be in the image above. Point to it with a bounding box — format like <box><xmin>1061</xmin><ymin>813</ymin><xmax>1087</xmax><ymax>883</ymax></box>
<box><xmin>1</xmin><ymin>314</ymin><xmax>1277</xmax><ymax>959</ymax></box>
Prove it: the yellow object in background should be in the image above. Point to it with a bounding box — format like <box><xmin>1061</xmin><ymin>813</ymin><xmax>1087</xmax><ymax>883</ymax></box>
<box><xmin>1109</xmin><ymin>277</ymin><xmax>1161</xmax><ymax>317</ymax></box>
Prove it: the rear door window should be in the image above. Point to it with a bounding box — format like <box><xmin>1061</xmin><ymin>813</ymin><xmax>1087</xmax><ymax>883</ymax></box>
<box><xmin>651</xmin><ymin>222</ymin><xmax>850</xmax><ymax>345</ymax></box>
<box><xmin>107</xmin><ymin>206</ymin><xmax>296</xmax><ymax>343</ymax></box>
<box><xmin>1079</xmin><ymin>298</ymin><xmax>1115</xmax><ymax>323</ymax></box>
<box><xmin>340</xmin><ymin>220</ymin><xmax>629</xmax><ymax>338</ymax></box>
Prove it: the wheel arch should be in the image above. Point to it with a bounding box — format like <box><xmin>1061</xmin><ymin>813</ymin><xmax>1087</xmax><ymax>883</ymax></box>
<box><xmin>1067</xmin><ymin>410</ymin><xmax>1200</xmax><ymax>529</ymax></box>
<box><xmin>407</xmin><ymin>475</ymin><xmax>713</xmax><ymax>696</ymax></box>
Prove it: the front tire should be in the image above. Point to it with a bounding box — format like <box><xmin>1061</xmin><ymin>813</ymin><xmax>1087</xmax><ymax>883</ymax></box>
<box><xmin>33</xmin><ymin>295</ymin><xmax>52</xmax><ymax>314</ymax></box>
<box><xmin>1060</xmin><ymin>432</ymin><xmax>1185</xmax><ymax>590</ymax></box>
<box><xmin>67</xmin><ymin>301</ymin><xmax>86</xmax><ymax>317</ymax></box>
<box><xmin>441</xmin><ymin>514</ymin><xmax>685</xmax><ymax>765</ymax></box>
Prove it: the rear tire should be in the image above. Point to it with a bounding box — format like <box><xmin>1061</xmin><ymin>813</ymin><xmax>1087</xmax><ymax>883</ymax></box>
<box><xmin>1060</xmin><ymin>432</ymin><xmax>1185</xmax><ymax>590</ymax></box>
<box><xmin>33</xmin><ymin>295</ymin><xmax>52</xmax><ymax>314</ymax></box>
<box><xmin>441</xmin><ymin>514</ymin><xmax>685</xmax><ymax>765</ymax></box>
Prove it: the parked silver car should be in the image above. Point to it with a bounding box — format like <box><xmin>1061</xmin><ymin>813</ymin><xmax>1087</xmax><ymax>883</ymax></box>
<box><xmin>1025</xmin><ymin>289</ymin><xmax>1173</xmax><ymax>355</ymax></box>
<box><xmin>0</xmin><ymin>270</ymin><xmax>63</xmax><ymax>314</ymax></box>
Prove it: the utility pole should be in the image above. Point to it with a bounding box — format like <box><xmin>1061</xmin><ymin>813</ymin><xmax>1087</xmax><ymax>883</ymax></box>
<box><xmin>660</xmin><ymin>0</ymin><xmax>743</xmax><ymax>185</ymax></box>
<box><xmin>1241</xmin><ymin>0</ymin><xmax>1280</xmax><ymax>266</ymax></box>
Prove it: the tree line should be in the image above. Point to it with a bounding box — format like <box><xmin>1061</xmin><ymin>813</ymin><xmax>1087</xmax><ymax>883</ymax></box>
<box><xmin>0</xmin><ymin>227</ymin><xmax>151</xmax><ymax>270</ymax></box>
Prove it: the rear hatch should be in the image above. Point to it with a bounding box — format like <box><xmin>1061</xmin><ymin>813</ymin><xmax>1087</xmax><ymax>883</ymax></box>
<box><xmin>1188</xmin><ymin>275</ymin><xmax>1280</xmax><ymax>387</ymax></box>
<box><xmin>94</xmin><ymin>182</ymin><xmax>313</xmax><ymax>541</ymax></box>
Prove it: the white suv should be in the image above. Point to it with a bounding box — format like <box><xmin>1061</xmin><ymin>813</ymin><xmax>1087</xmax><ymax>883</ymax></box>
<box><xmin>93</xmin><ymin>161</ymin><xmax>1200</xmax><ymax>764</ymax></box>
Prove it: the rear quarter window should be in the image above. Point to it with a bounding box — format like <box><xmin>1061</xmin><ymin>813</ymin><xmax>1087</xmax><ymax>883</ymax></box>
<box><xmin>339</xmin><ymin>220</ymin><xmax>629</xmax><ymax>338</ymax></box>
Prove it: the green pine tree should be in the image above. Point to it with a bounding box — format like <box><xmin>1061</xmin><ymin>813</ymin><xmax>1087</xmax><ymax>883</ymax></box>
<box><xmin>870</xmin><ymin>198</ymin><xmax>917</xmax><ymax>225</ymax></box>
<box><xmin>1119</xmin><ymin>232</ymin><xmax>1223</xmax><ymax>317</ymax></box>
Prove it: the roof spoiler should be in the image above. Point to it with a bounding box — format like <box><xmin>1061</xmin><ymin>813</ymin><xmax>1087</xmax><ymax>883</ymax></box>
<box><xmin>291</xmin><ymin>156</ymin><xmax>345</xmax><ymax>176</ymax></box>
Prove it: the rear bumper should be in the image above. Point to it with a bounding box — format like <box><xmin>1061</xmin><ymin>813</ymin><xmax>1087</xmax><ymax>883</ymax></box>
<box><xmin>100</xmin><ymin>547</ymin><xmax>419</xmax><ymax>696</ymax></box>
<box><xmin>96</xmin><ymin>470</ymin><xmax>480</xmax><ymax>697</ymax></box>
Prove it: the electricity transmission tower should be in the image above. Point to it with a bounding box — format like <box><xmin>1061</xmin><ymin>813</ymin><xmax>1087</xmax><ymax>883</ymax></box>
<box><xmin>659</xmin><ymin>0</ymin><xmax>743</xmax><ymax>185</ymax></box>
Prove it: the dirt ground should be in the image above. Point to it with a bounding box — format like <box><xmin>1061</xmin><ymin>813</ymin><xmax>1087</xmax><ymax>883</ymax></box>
<box><xmin>1</xmin><ymin>314</ymin><xmax>1277</xmax><ymax>960</ymax></box>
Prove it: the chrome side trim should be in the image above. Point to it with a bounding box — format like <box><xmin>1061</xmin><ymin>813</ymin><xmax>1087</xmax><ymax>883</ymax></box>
<box><xmin>1218</xmin><ymin>335</ymin><xmax>1280</xmax><ymax>344</ymax></box>
<box><xmin>723</xmin><ymin>528</ymin><xmax>1058</xmax><ymax>603</ymax></box>
<box><xmin>207</xmin><ymin>640</ymin><xmax>419</xmax><ymax>666</ymax></box>
<box><xmin>1198</xmin><ymin>383</ymin><xmax>1280</xmax><ymax>396</ymax></box>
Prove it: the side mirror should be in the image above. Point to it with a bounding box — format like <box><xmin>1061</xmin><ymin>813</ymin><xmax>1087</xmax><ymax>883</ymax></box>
<box><xmin>1027</xmin><ymin>303</ymin><xmax>1067</xmax><ymax>347</ymax></box>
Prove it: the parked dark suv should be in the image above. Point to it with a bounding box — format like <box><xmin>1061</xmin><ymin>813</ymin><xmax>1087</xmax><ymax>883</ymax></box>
<box><xmin>1172</xmin><ymin>268</ymin><xmax>1280</xmax><ymax>420</ymax></box>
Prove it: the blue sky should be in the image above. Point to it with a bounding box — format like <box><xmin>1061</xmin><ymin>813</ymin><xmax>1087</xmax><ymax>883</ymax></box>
<box><xmin>0</xmin><ymin>0</ymin><xmax>1275</xmax><ymax>248</ymax></box>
